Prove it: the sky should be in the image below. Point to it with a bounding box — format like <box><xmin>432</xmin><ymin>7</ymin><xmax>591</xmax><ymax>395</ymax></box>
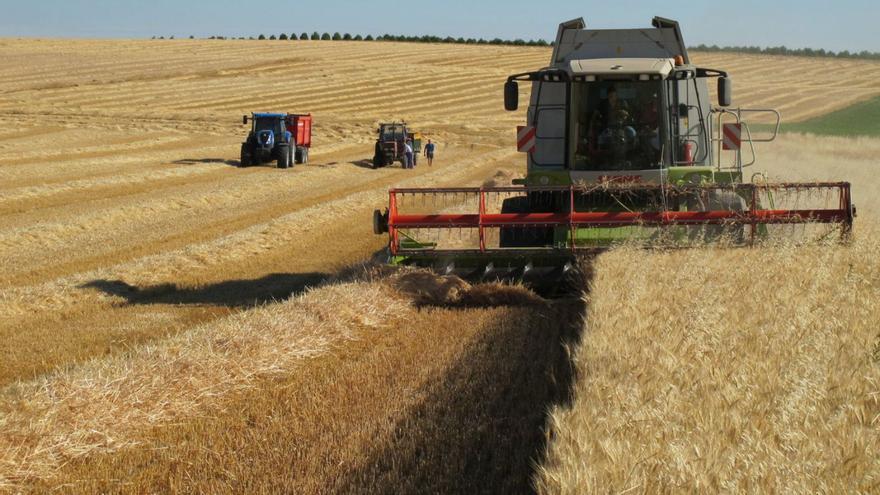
<box><xmin>0</xmin><ymin>0</ymin><xmax>877</xmax><ymax>53</ymax></box>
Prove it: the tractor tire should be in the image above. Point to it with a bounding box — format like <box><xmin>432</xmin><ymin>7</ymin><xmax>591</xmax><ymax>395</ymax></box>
<box><xmin>499</xmin><ymin>196</ymin><xmax>554</xmax><ymax>247</ymax></box>
<box><xmin>239</xmin><ymin>143</ymin><xmax>251</xmax><ymax>168</ymax></box>
<box><xmin>277</xmin><ymin>145</ymin><xmax>291</xmax><ymax>169</ymax></box>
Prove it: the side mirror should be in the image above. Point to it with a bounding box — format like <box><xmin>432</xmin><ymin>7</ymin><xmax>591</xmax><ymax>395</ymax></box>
<box><xmin>718</xmin><ymin>77</ymin><xmax>732</xmax><ymax>107</ymax></box>
<box><xmin>504</xmin><ymin>80</ymin><xmax>519</xmax><ymax>111</ymax></box>
<box><xmin>242</xmin><ymin>115</ymin><xmax>248</xmax><ymax>125</ymax></box>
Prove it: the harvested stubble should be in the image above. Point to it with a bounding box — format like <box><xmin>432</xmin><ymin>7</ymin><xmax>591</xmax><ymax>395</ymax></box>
<box><xmin>0</xmin><ymin>145</ymin><xmax>520</xmax><ymax>386</ymax></box>
<box><xmin>0</xmin><ymin>278</ymin><xmax>407</xmax><ymax>489</ymax></box>
<box><xmin>535</xmin><ymin>229</ymin><xmax>880</xmax><ymax>493</ymax></box>
<box><xmin>2</xmin><ymin>265</ymin><xmax>584</xmax><ymax>494</ymax></box>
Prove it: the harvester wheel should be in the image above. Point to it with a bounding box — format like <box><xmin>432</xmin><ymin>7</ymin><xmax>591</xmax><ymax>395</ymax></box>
<box><xmin>277</xmin><ymin>145</ymin><xmax>291</xmax><ymax>169</ymax></box>
<box><xmin>499</xmin><ymin>196</ymin><xmax>554</xmax><ymax>247</ymax></box>
<box><xmin>239</xmin><ymin>144</ymin><xmax>251</xmax><ymax>167</ymax></box>
<box><xmin>373</xmin><ymin>209</ymin><xmax>389</xmax><ymax>234</ymax></box>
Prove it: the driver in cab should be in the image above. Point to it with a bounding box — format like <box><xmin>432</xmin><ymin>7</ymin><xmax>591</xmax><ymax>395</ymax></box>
<box><xmin>589</xmin><ymin>86</ymin><xmax>631</xmax><ymax>139</ymax></box>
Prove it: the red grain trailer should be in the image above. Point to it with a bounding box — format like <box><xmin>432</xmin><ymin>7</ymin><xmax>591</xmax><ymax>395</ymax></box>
<box><xmin>286</xmin><ymin>113</ymin><xmax>312</xmax><ymax>164</ymax></box>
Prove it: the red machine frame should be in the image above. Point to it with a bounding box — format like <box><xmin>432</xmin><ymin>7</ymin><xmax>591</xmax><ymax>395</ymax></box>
<box><xmin>385</xmin><ymin>182</ymin><xmax>854</xmax><ymax>255</ymax></box>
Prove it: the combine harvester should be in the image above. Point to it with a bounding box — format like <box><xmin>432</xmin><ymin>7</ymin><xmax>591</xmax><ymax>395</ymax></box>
<box><xmin>372</xmin><ymin>17</ymin><xmax>855</xmax><ymax>289</ymax></box>
<box><xmin>240</xmin><ymin>112</ymin><xmax>312</xmax><ymax>169</ymax></box>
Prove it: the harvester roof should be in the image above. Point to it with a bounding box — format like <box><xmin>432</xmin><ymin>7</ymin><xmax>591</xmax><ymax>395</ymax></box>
<box><xmin>552</xmin><ymin>17</ymin><xmax>691</xmax><ymax>66</ymax></box>
<box><xmin>569</xmin><ymin>57</ymin><xmax>675</xmax><ymax>78</ymax></box>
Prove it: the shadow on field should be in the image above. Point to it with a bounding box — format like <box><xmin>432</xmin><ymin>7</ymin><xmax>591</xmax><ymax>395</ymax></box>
<box><xmin>173</xmin><ymin>157</ymin><xmax>239</xmax><ymax>167</ymax></box>
<box><xmin>351</xmin><ymin>158</ymin><xmax>376</xmax><ymax>169</ymax></box>
<box><xmin>81</xmin><ymin>272</ymin><xmax>327</xmax><ymax>308</ymax></box>
<box><xmin>336</xmin><ymin>289</ymin><xmax>589</xmax><ymax>493</ymax></box>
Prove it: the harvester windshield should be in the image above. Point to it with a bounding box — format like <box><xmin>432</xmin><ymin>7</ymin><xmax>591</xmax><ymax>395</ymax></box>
<box><xmin>572</xmin><ymin>81</ymin><xmax>664</xmax><ymax>170</ymax></box>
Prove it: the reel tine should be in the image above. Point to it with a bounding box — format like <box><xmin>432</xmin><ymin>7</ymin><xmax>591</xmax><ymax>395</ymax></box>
<box><xmin>444</xmin><ymin>260</ymin><xmax>455</xmax><ymax>275</ymax></box>
<box><xmin>484</xmin><ymin>262</ymin><xmax>495</xmax><ymax>277</ymax></box>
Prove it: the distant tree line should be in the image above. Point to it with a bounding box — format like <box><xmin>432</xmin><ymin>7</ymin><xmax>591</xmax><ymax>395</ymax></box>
<box><xmin>690</xmin><ymin>43</ymin><xmax>880</xmax><ymax>61</ymax></box>
<box><xmin>149</xmin><ymin>34</ymin><xmax>879</xmax><ymax>60</ymax></box>
<box><xmin>152</xmin><ymin>32</ymin><xmax>551</xmax><ymax>46</ymax></box>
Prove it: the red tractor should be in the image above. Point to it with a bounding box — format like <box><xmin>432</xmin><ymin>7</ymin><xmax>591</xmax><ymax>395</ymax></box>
<box><xmin>372</xmin><ymin>122</ymin><xmax>421</xmax><ymax>168</ymax></box>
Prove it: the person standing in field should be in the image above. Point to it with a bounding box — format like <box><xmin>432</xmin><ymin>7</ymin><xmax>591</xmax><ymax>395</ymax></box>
<box><xmin>424</xmin><ymin>139</ymin><xmax>436</xmax><ymax>166</ymax></box>
<box><xmin>403</xmin><ymin>139</ymin><xmax>414</xmax><ymax>169</ymax></box>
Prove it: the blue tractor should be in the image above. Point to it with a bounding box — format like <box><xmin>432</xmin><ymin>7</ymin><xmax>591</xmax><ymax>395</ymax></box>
<box><xmin>240</xmin><ymin>113</ymin><xmax>302</xmax><ymax>169</ymax></box>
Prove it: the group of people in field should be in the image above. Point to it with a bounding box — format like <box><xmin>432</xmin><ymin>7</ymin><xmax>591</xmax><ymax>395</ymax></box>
<box><xmin>401</xmin><ymin>139</ymin><xmax>436</xmax><ymax>169</ymax></box>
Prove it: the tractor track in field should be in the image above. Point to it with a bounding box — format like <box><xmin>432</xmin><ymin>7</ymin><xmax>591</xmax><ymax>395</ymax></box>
<box><xmin>0</xmin><ymin>145</ymin><xmax>475</xmax><ymax>286</ymax></box>
<box><xmin>0</xmin><ymin>141</ymin><xmax>519</xmax><ymax>385</ymax></box>
<box><xmin>0</xmin><ymin>142</ymin><xmax>367</xmax><ymax>224</ymax></box>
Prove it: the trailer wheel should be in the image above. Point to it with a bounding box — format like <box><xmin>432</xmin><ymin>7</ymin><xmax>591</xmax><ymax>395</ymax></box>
<box><xmin>239</xmin><ymin>143</ymin><xmax>251</xmax><ymax>167</ymax></box>
<box><xmin>277</xmin><ymin>145</ymin><xmax>290</xmax><ymax>169</ymax></box>
<box><xmin>295</xmin><ymin>146</ymin><xmax>308</xmax><ymax>165</ymax></box>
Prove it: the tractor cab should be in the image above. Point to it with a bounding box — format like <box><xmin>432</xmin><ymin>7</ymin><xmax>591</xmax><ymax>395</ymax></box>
<box><xmin>250</xmin><ymin>113</ymin><xmax>289</xmax><ymax>153</ymax></box>
<box><xmin>252</xmin><ymin>113</ymin><xmax>287</xmax><ymax>136</ymax></box>
<box><xmin>380</xmin><ymin>123</ymin><xmax>407</xmax><ymax>142</ymax></box>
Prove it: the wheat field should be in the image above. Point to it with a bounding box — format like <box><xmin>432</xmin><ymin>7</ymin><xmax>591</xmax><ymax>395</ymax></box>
<box><xmin>0</xmin><ymin>39</ymin><xmax>878</xmax><ymax>492</ymax></box>
<box><xmin>536</xmin><ymin>135</ymin><xmax>880</xmax><ymax>493</ymax></box>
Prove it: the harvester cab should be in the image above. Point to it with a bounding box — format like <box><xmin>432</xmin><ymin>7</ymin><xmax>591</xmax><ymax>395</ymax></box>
<box><xmin>372</xmin><ymin>122</ymin><xmax>422</xmax><ymax>168</ymax></box>
<box><xmin>240</xmin><ymin>112</ymin><xmax>312</xmax><ymax>169</ymax></box>
<box><xmin>372</xmin><ymin>17</ymin><xmax>854</xmax><ymax>290</ymax></box>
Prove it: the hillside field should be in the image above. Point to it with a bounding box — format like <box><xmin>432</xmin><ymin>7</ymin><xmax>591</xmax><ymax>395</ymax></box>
<box><xmin>0</xmin><ymin>39</ymin><xmax>878</xmax><ymax>492</ymax></box>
